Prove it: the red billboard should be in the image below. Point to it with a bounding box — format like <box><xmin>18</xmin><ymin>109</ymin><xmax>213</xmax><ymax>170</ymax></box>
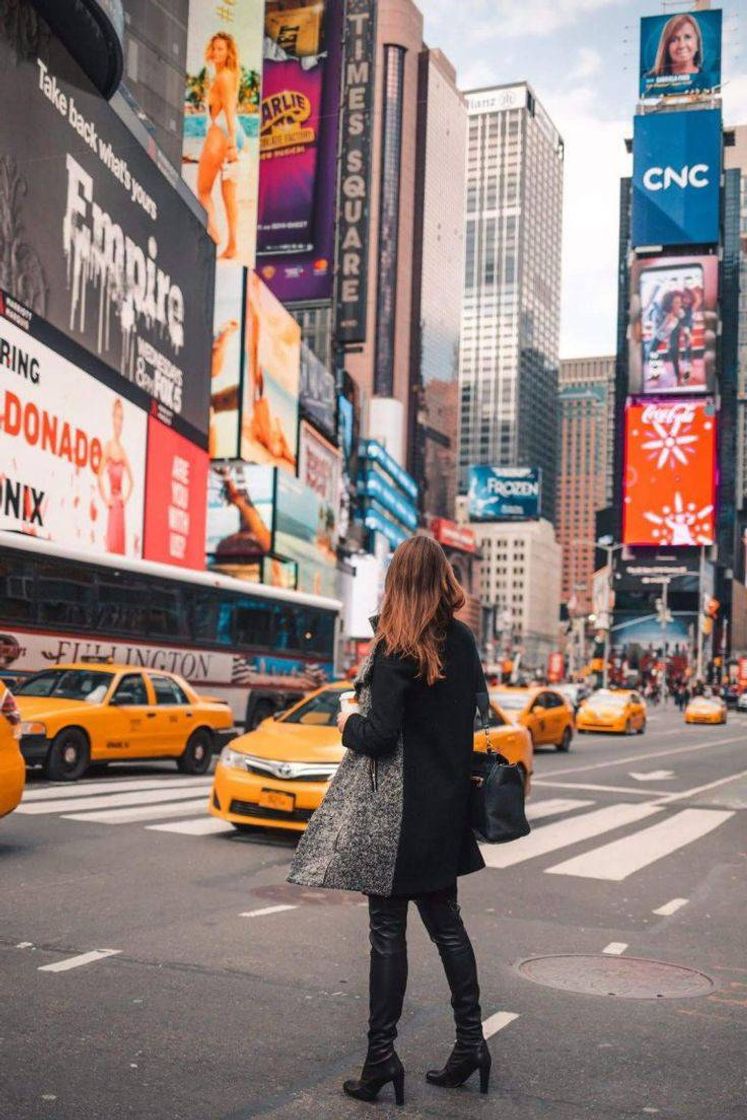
<box><xmin>143</xmin><ymin>417</ymin><xmax>209</xmax><ymax>569</ymax></box>
<box><xmin>430</xmin><ymin>518</ymin><xmax>477</xmax><ymax>554</ymax></box>
<box><xmin>623</xmin><ymin>399</ymin><xmax>716</xmax><ymax>547</ymax></box>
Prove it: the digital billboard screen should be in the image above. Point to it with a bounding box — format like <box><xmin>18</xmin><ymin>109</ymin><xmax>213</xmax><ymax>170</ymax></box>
<box><xmin>0</xmin><ymin>1</ymin><xmax>215</xmax><ymax>441</ymax></box>
<box><xmin>632</xmin><ymin>110</ymin><xmax>721</xmax><ymax>248</ymax></box>
<box><xmin>628</xmin><ymin>254</ymin><xmax>718</xmax><ymax>396</ymax></box>
<box><xmin>206</xmin><ymin>461</ymin><xmax>275</xmax><ymax>581</ymax></box>
<box><xmin>468</xmin><ymin>467</ymin><xmax>541</xmax><ymax>521</ymax></box>
<box><xmin>275</xmin><ymin>472</ymin><xmax>337</xmax><ymax>599</ymax></box>
<box><xmin>182</xmin><ymin>1</ymin><xmax>263</xmax><ymax>268</ymax></box>
<box><xmin>640</xmin><ymin>11</ymin><xmax>722</xmax><ymax>100</ymax></box>
<box><xmin>298</xmin><ymin>421</ymin><xmax>342</xmax><ymax>554</ymax></box>
<box><xmin>622</xmin><ymin>399</ymin><xmax>716</xmax><ymax>547</ymax></box>
<box><xmin>300</xmin><ymin>342</ymin><xmax>336</xmax><ymax>441</ymax></box>
<box><xmin>143</xmin><ymin>417</ymin><xmax>209</xmax><ymax>570</ymax></box>
<box><xmin>256</xmin><ymin>0</ymin><xmax>343</xmax><ymax>302</ymax></box>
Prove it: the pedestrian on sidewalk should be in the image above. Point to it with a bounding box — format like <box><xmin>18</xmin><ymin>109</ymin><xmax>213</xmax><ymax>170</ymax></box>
<box><xmin>288</xmin><ymin>535</ymin><xmax>491</xmax><ymax>1106</ymax></box>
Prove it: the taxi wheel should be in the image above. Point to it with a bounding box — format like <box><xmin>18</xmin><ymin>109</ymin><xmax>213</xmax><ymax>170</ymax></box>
<box><xmin>177</xmin><ymin>729</ymin><xmax>213</xmax><ymax>775</ymax></box>
<box><xmin>46</xmin><ymin>728</ymin><xmax>90</xmax><ymax>782</ymax></box>
<box><xmin>624</xmin><ymin>720</ymin><xmax>633</xmax><ymax>735</ymax></box>
<box><xmin>637</xmin><ymin>721</ymin><xmax>646</xmax><ymax>735</ymax></box>
<box><xmin>556</xmin><ymin>727</ymin><xmax>572</xmax><ymax>752</ymax></box>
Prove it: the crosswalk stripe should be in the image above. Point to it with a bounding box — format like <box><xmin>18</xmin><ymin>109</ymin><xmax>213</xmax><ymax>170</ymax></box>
<box><xmin>546</xmin><ymin>808</ymin><xmax>735</xmax><ymax>881</ymax></box>
<box><xmin>240</xmin><ymin>905</ymin><xmax>297</xmax><ymax>918</ymax></box>
<box><xmin>526</xmin><ymin>798</ymin><xmax>594</xmax><ymax>820</ymax></box>
<box><xmin>653</xmin><ymin>897</ymin><xmax>689</xmax><ymax>916</ymax></box>
<box><xmin>147</xmin><ymin>817</ymin><xmax>235</xmax><ymax>835</ymax></box>
<box><xmin>22</xmin><ymin>777</ymin><xmax>213</xmax><ymax>802</ymax></box>
<box><xmin>16</xmin><ymin>784</ymin><xmax>213</xmax><ymax>815</ymax></box>
<box><xmin>479</xmin><ymin>803</ymin><xmax>662</xmax><ymax>869</ymax></box>
<box><xmin>64</xmin><ymin>798</ymin><xmax>210</xmax><ymax>824</ymax></box>
<box><xmin>603</xmin><ymin>942</ymin><xmax>628</xmax><ymax>955</ymax></box>
<box><xmin>38</xmin><ymin>949</ymin><xmax>121</xmax><ymax>973</ymax></box>
<box><xmin>482</xmin><ymin>1011</ymin><xmax>519</xmax><ymax>1037</ymax></box>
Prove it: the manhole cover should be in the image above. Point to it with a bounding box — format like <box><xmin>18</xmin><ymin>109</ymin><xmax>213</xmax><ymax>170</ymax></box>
<box><xmin>517</xmin><ymin>955</ymin><xmax>714</xmax><ymax>999</ymax></box>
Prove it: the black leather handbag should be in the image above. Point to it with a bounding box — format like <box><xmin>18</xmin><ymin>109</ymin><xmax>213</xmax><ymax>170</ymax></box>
<box><xmin>470</xmin><ymin>708</ymin><xmax>531</xmax><ymax>844</ymax></box>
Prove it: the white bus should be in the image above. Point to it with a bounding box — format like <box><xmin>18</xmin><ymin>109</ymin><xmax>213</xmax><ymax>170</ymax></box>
<box><xmin>0</xmin><ymin>534</ymin><xmax>341</xmax><ymax>730</ymax></box>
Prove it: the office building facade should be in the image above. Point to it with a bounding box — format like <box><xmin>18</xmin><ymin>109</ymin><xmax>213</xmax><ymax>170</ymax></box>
<box><xmin>458</xmin><ymin>83</ymin><xmax>564</xmax><ymax>522</ymax></box>
<box><xmin>121</xmin><ymin>0</ymin><xmax>189</xmax><ymax>167</ymax></box>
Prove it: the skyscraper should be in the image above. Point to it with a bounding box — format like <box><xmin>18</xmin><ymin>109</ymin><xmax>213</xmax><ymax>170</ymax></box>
<box><xmin>458</xmin><ymin>83</ymin><xmax>564</xmax><ymax>523</ymax></box>
<box><xmin>121</xmin><ymin>0</ymin><xmax>189</xmax><ymax>167</ymax></box>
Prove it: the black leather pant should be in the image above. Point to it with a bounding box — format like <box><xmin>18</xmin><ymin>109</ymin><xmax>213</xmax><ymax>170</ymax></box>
<box><xmin>366</xmin><ymin>884</ymin><xmax>483</xmax><ymax>1061</ymax></box>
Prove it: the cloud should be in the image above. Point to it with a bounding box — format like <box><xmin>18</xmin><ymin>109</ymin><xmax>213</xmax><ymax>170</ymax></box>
<box><xmin>723</xmin><ymin>73</ymin><xmax>747</xmax><ymax>129</ymax></box>
<box><xmin>422</xmin><ymin>0</ymin><xmax>623</xmax><ymax>41</ymax></box>
<box><xmin>569</xmin><ymin>47</ymin><xmax>602</xmax><ymax>80</ymax></box>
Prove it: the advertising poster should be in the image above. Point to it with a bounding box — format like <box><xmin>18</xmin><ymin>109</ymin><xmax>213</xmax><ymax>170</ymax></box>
<box><xmin>632</xmin><ymin>110</ymin><xmax>721</xmax><ymax>248</ymax></box>
<box><xmin>298</xmin><ymin>421</ymin><xmax>342</xmax><ymax>554</ymax></box>
<box><xmin>182</xmin><ymin>0</ymin><xmax>263</xmax><ymax>267</ymax></box>
<box><xmin>210</xmin><ymin>263</ymin><xmax>245</xmax><ymax>458</ymax></box>
<box><xmin>274</xmin><ymin>472</ymin><xmax>337</xmax><ymax>598</ymax></box>
<box><xmin>143</xmin><ymin>416</ymin><xmax>209</xmax><ymax>570</ymax></box>
<box><xmin>241</xmin><ymin>272</ymin><xmax>300</xmax><ymax>473</ymax></box>
<box><xmin>468</xmin><ymin>467</ymin><xmax>542</xmax><ymax>521</ymax></box>
<box><xmin>300</xmin><ymin>342</ymin><xmax>336</xmax><ymax>440</ymax></box>
<box><xmin>623</xmin><ymin>399</ymin><xmax>716</xmax><ymax>548</ymax></box>
<box><xmin>640</xmin><ymin>11</ymin><xmax>722</xmax><ymax>100</ymax></box>
<box><xmin>206</xmin><ymin>461</ymin><xmax>275</xmax><ymax>579</ymax></box>
<box><xmin>256</xmin><ymin>0</ymin><xmax>343</xmax><ymax>302</ymax></box>
<box><xmin>628</xmin><ymin>254</ymin><xmax>718</xmax><ymax>396</ymax></box>
<box><xmin>0</xmin><ymin>311</ymin><xmax>146</xmax><ymax>557</ymax></box>
<box><xmin>0</xmin><ymin>2</ymin><xmax>214</xmax><ymax>440</ymax></box>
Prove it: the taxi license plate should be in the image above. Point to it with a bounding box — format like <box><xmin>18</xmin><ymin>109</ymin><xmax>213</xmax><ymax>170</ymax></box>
<box><xmin>259</xmin><ymin>789</ymin><xmax>295</xmax><ymax>813</ymax></box>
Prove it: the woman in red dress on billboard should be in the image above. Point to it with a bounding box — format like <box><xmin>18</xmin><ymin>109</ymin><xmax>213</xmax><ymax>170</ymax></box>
<box><xmin>98</xmin><ymin>398</ymin><xmax>134</xmax><ymax>556</ymax></box>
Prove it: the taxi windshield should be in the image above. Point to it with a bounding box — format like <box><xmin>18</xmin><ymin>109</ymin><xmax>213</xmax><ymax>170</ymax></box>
<box><xmin>490</xmin><ymin>691</ymin><xmax>529</xmax><ymax>711</ymax></box>
<box><xmin>283</xmin><ymin>689</ymin><xmax>342</xmax><ymax>726</ymax></box>
<box><xmin>591</xmin><ymin>691</ymin><xmax>628</xmax><ymax>706</ymax></box>
<box><xmin>15</xmin><ymin>670</ymin><xmax>113</xmax><ymax>704</ymax></box>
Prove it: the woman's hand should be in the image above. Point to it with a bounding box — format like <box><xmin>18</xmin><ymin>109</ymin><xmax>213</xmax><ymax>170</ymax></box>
<box><xmin>226</xmin><ymin>142</ymin><xmax>238</xmax><ymax>161</ymax></box>
<box><xmin>337</xmin><ymin>711</ymin><xmax>351</xmax><ymax>735</ymax></box>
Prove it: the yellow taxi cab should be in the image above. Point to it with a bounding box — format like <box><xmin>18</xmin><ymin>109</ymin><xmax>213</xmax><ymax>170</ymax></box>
<box><xmin>0</xmin><ymin>682</ymin><xmax>25</xmax><ymax>819</ymax></box>
<box><xmin>576</xmin><ymin>689</ymin><xmax>647</xmax><ymax>735</ymax></box>
<box><xmin>15</xmin><ymin>662</ymin><xmax>234</xmax><ymax>781</ymax></box>
<box><xmin>210</xmin><ymin>682</ymin><xmax>534</xmax><ymax>833</ymax></box>
<box><xmin>685</xmin><ymin>694</ymin><xmax>727</xmax><ymax>725</ymax></box>
<box><xmin>488</xmin><ymin>687</ymin><xmax>574</xmax><ymax>752</ymax></box>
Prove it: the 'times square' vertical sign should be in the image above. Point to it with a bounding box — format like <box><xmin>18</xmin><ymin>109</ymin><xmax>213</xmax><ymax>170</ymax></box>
<box><xmin>336</xmin><ymin>0</ymin><xmax>377</xmax><ymax>344</ymax></box>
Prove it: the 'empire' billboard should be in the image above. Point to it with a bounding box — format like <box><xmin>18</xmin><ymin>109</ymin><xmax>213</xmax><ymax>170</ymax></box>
<box><xmin>468</xmin><ymin>467</ymin><xmax>541</xmax><ymax>522</ymax></box>
<box><xmin>640</xmin><ymin>11</ymin><xmax>722</xmax><ymax>101</ymax></box>
<box><xmin>632</xmin><ymin>110</ymin><xmax>721</xmax><ymax>248</ymax></box>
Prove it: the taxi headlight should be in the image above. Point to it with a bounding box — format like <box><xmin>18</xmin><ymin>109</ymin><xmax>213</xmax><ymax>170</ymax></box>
<box><xmin>219</xmin><ymin>746</ymin><xmax>247</xmax><ymax>771</ymax></box>
<box><xmin>20</xmin><ymin>720</ymin><xmax>46</xmax><ymax>737</ymax></box>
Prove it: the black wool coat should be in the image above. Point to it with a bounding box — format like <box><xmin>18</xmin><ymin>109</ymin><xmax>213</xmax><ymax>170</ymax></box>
<box><xmin>288</xmin><ymin>619</ymin><xmax>487</xmax><ymax>897</ymax></box>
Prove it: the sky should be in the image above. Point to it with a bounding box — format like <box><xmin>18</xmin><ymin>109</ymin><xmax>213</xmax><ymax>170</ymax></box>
<box><xmin>418</xmin><ymin>0</ymin><xmax>747</xmax><ymax>358</ymax></box>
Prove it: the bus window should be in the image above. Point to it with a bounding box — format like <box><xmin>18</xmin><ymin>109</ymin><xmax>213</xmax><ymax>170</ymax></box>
<box><xmin>0</xmin><ymin>553</ymin><xmax>36</xmax><ymax>622</ymax></box>
<box><xmin>37</xmin><ymin>560</ymin><xmax>96</xmax><ymax>629</ymax></box>
<box><xmin>235</xmin><ymin>598</ymin><xmax>274</xmax><ymax>648</ymax></box>
<box><xmin>189</xmin><ymin>591</ymin><xmax>233</xmax><ymax>646</ymax></box>
<box><xmin>144</xmin><ymin>594</ymin><xmax>187</xmax><ymax>640</ymax></box>
<box><xmin>301</xmin><ymin>610</ymin><xmax>335</xmax><ymax>657</ymax></box>
<box><xmin>274</xmin><ymin>604</ymin><xmax>301</xmax><ymax>652</ymax></box>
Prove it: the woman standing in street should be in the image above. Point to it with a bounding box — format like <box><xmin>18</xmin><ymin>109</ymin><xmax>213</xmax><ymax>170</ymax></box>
<box><xmin>288</xmin><ymin>536</ymin><xmax>491</xmax><ymax>1105</ymax></box>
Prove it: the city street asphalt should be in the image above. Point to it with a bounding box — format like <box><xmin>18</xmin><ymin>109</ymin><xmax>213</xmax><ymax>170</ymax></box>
<box><xmin>1</xmin><ymin>706</ymin><xmax>746</xmax><ymax>1120</ymax></box>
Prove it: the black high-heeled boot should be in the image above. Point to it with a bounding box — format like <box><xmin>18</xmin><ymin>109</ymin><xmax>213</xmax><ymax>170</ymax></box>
<box><xmin>343</xmin><ymin>1051</ymin><xmax>405</xmax><ymax>1105</ymax></box>
<box><xmin>426</xmin><ymin>1040</ymin><xmax>491</xmax><ymax>1093</ymax></box>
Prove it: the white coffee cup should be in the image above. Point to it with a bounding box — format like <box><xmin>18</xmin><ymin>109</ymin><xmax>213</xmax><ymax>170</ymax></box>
<box><xmin>339</xmin><ymin>690</ymin><xmax>359</xmax><ymax>717</ymax></box>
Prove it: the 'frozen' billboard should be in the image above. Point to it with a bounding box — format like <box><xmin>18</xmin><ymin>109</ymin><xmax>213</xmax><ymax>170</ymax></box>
<box><xmin>468</xmin><ymin>467</ymin><xmax>541</xmax><ymax>521</ymax></box>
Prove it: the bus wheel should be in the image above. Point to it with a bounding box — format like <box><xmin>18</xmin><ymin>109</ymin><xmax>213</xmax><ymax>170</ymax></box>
<box><xmin>250</xmin><ymin>701</ymin><xmax>275</xmax><ymax>730</ymax></box>
<box><xmin>177</xmin><ymin>729</ymin><xmax>213</xmax><ymax>775</ymax></box>
<box><xmin>46</xmin><ymin>728</ymin><xmax>90</xmax><ymax>782</ymax></box>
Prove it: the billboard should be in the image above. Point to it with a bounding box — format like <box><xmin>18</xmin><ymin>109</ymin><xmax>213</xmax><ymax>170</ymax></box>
<box><xmin>182</xmin><ymin>1</ymin><xmax>263</xmax><ymax>268</ymax></box>
<box><xmin>298</xmin><ymin>421</ymin><xmax>342</xmax><ymax>554</ymax></box>
<box><xmin>622</xmin><ymin>399</ymin><xmax>716</xmax><ymax>548</ymax></box>
<box><xmin>0</xmin><ymin>310</ymin><xmax>146</xmax><ymax>558</ymax></box>
<box><xmin>632</xmin><ymin>110</ymin><xmax>721</xmax><ymax>248</ymax></box>
<box><xmin>209</xmin><ymin>263</ymin><xmax>245</xmax><ymax>459</ymax></box>
<box><xmin>628</xmin><ymin>254</ymin><xmax>718</xmax><ymax>395</ymax></box>
<box><xmin>0</xmin><ymin>2</ymin><xmax>214</xmax><ymax>441</ymax></box>
<box><xmin>640</xmin><ymin>11</ymin><xmax>722</xmax><ymax>101</ymax></box>
<box><xmin>275</xmin><ymin>472</ymin><xmax>337</xmax><ymax>598</ymax></box>
<box><xmin>241</xmin><ymin>272</ymin><xmax>300</xmax><ymax>472</ymax></box>
<box><xmin>336</xmin><ymin>0</ymin><xmax>378</xmax><ymax>344</ymax></box>
<box><xmin>256</xmin><ymin>0</ymin><xmax>344</xmax><ymax>302</ymax></box>
<box><xmin>206</xmin><ymin>461</ymin><xmax>275</xmax><ymax>580</ymax></box>
<box><xmin>430</xmin><ymin>518</ymin><xmax>477</xmax><ymax>555</ymax></box>
<box><xmin>300</xmin><ymin>343</ymin><xmax>336</xmax><ymax>441</ymax></box>
<box><xmin>143</xmin><ymin>417</ymin><xmax>209</xmax><ymax>570</ymax></box>
<box><xmin>468</xmin><ymin>467</ymin><xmax>541</xmax><ymax>521</ymax></box>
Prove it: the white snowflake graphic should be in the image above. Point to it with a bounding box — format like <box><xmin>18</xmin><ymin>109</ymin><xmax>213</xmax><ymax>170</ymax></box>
<box><xmin>641</xmin><ymin>415</ymin><xmax>699</xmax><ymax>470</ymax></box>
<box><xmin>643</xmin><ymin>492</ymin><xmax>714</xmax><ymax>546</ymax></box>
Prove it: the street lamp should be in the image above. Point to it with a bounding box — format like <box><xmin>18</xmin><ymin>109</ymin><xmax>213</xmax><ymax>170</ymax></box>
<box><xmin>570</xmin><ymin>536</ymin><xmax>624</xmax><ymax>689</ymax></box>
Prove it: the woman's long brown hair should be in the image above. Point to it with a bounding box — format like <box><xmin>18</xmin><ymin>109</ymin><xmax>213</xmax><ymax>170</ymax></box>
<box><xmin>374</xmin><ymin>536</ymin><xmax>465</xmax><ymax>686</ymax></box>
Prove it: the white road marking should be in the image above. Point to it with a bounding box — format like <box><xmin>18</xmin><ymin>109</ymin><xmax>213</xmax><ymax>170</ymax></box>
<box><xmin>147</xmin><ymin>817</ymin><xmax>235</xmax><ymax>835</ymax></box>
<box><xmin>16</xmin><ymin>785</ymin><xmax>213</xmax><ymax>815</ymax></box>
<box><xmin>239</xmin><ymin>905</ymin><xmax>298</xmax><ymax>918</ymax></box>
<box><xmin>532</xmin><ymin>781</ymin><xmax>657</xmax><ymax>797</ymax></box>
<box><xmin>546</xmin><ymin>808</ymin><xmax>734</xmax><ymax>881</ymax></box>
<box><xmin>22</xmin><ymin>777</ymin><xmax>212</xmax><ymax>802</ymax></box>
<box><xmin>537</xmin><ymin>736</ymin><xmax>744</xmax><ymax>780</ymax></box>
<box><xmin>651</xmin><ymin>768</ymin><xmax>747</xmax><ymax>806</ymax></box>
<box><xmin>629</xmin><ymin>771</ymin><xmax>675</xmax><ymax>781</ymax></box>
<box><xmin>38</xmin><ymin>949</ymin><xmax>121</xmax><ymax>973</ymax></box>
<box><xmin>479</xmin><ymin>803</ymin><xmax>661</xmax><ymax>869</ymax></box>
<box><xmin>16</xmin><ymin>941</ymin><xmax>34</xmax><ymax>949</ymax></box>
<box><xmin>64</xmin><ymin>798</ymin><xmax>210</xmax><ymax>824</ymax></box>
<box><xmin>482</xmin><ymin>1011</ymin><xmax>519</xmax><ymax>1037</ymax></box>
<box><xmin>526</xmin><ymin>798</ymin><xmax>594</xmax><ymax>820</ymax></box>
<box><xmin>653</xmin><ymin>898</ymin><xmax>689</xmax><ymax>916</ymax></box>
<box><xmin>603</xmin><ymin>942</ymin><xmax>628</xmax><ymax>955</ymax></box>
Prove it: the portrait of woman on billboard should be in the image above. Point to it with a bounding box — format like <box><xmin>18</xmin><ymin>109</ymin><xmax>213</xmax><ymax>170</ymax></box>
<box><xmin>97</xmin><ymin>398</ymin><xmax>134</xmax><ymax>557</ymax></box>
<box><xmin>640</xmin><ymin>12</ymin><xmax>721</xmax><ymax>99</ymax></box>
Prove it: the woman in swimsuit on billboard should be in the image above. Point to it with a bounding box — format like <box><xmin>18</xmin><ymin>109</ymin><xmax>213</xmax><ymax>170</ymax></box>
<box><xmin>197</xmin><ymin>32</ymin><xmax>245</xmax><ymax>260</ymax></box>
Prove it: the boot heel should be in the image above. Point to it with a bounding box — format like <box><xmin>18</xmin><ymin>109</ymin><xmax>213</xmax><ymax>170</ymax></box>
<box><xmin>479</xmin><ymin>1061</ymin><xmax>490</xmax><ymax>1095</ymax></box>
<box><xmin>393</xmin><ymin>1070</ymin><xmax>405</xmax><ymax>1106</ymax></box>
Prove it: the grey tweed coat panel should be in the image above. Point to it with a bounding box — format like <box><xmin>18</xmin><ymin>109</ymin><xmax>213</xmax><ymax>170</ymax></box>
<box><xmin>287</xmin><ymin>619</ymin><xmax>486</xmax><ymax>897</ymax></box>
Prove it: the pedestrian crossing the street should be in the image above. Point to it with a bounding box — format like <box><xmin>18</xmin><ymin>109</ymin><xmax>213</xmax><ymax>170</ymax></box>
<box><xmin>17</xmin><ymin>777</ymin><xmax>735</xmax><ymax>880</ymax></box>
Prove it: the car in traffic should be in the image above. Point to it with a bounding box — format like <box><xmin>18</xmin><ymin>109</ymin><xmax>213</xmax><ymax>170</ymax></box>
<box><xmin>684</xmin><ymin>694</ymin><xmax>727</xmax><ymax>725</ymax></box>
<box><xmin>736</xmin><ymin>691</ymin><xmax>747</xmax><ymax>713</ymax></box>
<box><xmin>554</xmin><ymin>682</ymin><xmax>590</xmax><ymax>713</ymax></box>
<box><xmin>15</xmin><ymin>663</ymin><xmax>234</xmax><ymax>781</ymax></box>
<box><xmin>0</xmin><ymin>682</ymin><xmax>25</xmax><ymax>820</ymax></box>
<box><xmin>487</xmin><ymin>687</ymin><xmax>574</xmax><ymax>752</ymax></box>
<box><xmin>210</xmin><ymin>681</ymin><xmax>534</xmax><ymax>834</ymax></box>
<box><xmin>576</xmin><ymin>689</ymin><xmax>647</xmax><ymax>735</ymax></box>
